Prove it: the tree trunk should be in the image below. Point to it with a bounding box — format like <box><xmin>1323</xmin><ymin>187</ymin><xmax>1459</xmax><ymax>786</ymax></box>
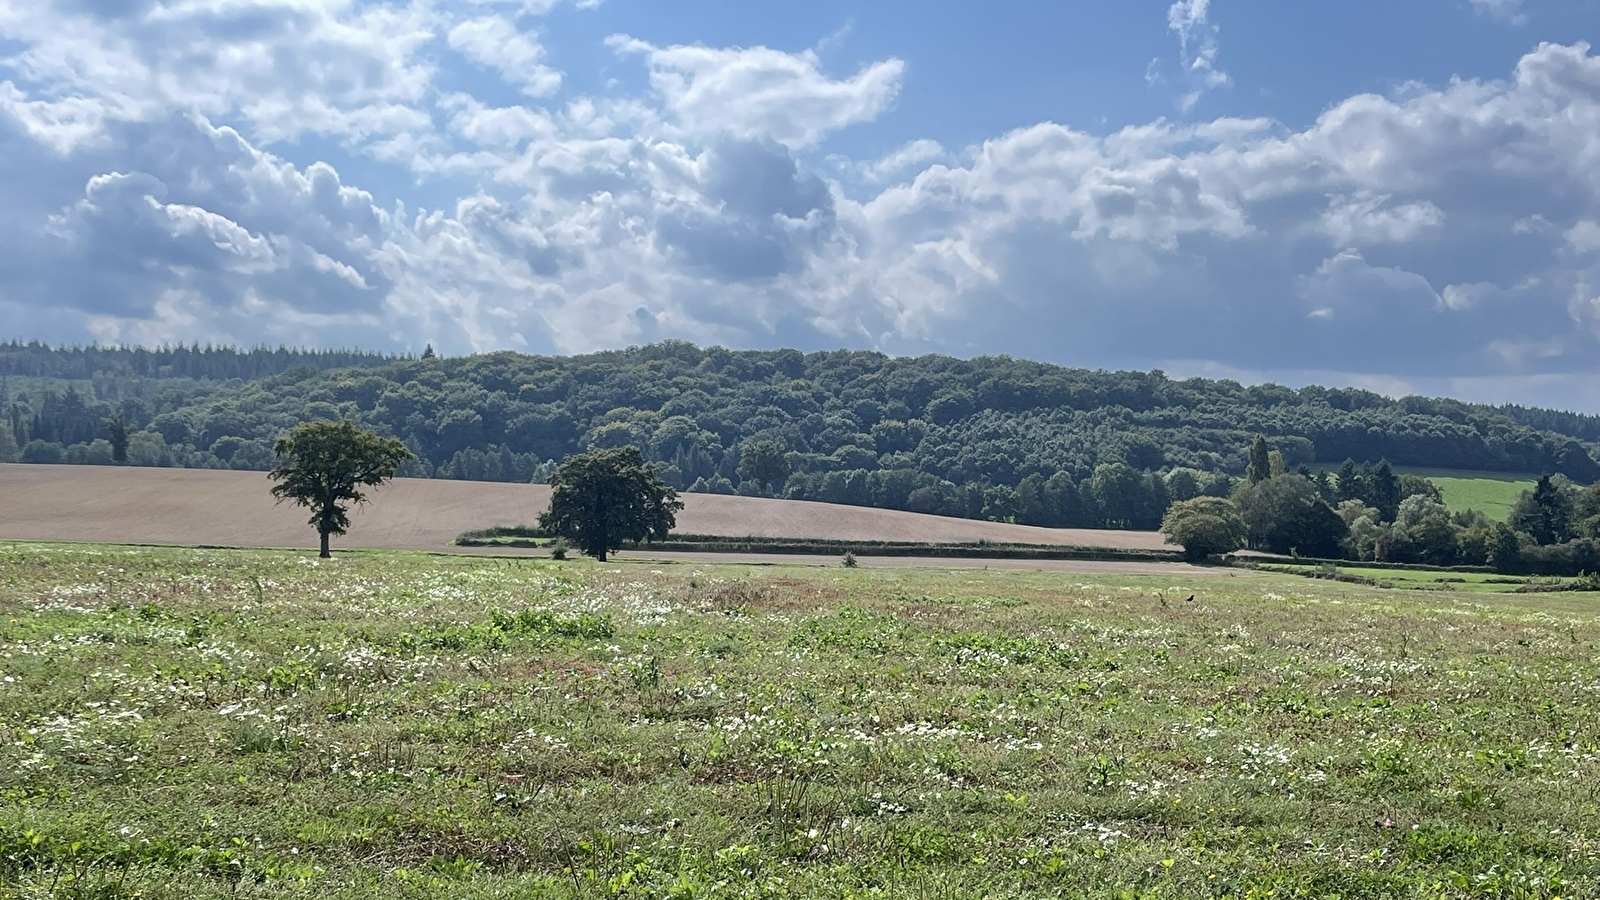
<box><xmin>320</xmin><ymin>530</ymin><xmax>331</xmax><ymax>559</ymax></box>
<box><xmin>597</xmin><ymin>548</ymin><xmax>607</xmax><ymax>562</ymax></box>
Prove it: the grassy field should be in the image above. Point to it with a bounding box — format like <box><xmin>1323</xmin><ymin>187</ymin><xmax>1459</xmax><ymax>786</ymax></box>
<box><xmin>1315</xmin><ymin>466</ymin><xmax>1537</xmax><ymax>521</ymax></box>
<box><xmin>1259</xmin><ymin>562</ymin><xmax>1556</xmax><ymax>594</ymax></box>
<box><xmin>4</xmin><ymin>546</ymin><xmax>1600</xmax><ymax>898</ymax></box>
<box><xmin>1391</xmin><ymin>467</ymin><xmax>1540</xmax><ymax>522</ymax></box>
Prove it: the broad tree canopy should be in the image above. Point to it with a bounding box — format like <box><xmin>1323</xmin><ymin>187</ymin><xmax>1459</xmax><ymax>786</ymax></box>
<box><xmin>269</xmin><ymin>420</ymin><xmax>413</xmax><ymax>558</ymax></box>
<box><xmin>539</xmin><ymin>446</ymin><xmax>683</xmax><ymax>561</ymax></box>
<box><xmin>1160</xmin><ymin>496</ymin><xmax>1248</xmax><ymax>562</ymax></box>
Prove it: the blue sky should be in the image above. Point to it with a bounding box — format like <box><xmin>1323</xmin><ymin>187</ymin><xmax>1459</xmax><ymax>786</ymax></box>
<box><xmin>3</xmin><ymin>0</ymin><xmax>1600</xmax><ymax>409</ymax></box>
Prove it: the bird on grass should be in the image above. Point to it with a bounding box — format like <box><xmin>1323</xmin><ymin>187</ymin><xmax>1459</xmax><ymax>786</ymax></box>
<box><xmin>1185</xmin><ymin>594</ymin><xmax>1195</xmax><ymax>603</ymax></box>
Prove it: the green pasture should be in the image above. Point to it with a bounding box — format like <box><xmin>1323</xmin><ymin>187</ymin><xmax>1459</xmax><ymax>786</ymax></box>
<box><xmin>1318</xmin><ymin>465</ymin><xmax>1538</xmax><ymax>521</ymax></box>
<box><xmin>1391</xmin><ymin>467</ymin><xmax>1539</xmax><ymax>522</ymax></box>
<box><xmin>1259</xmin><ymin>561</ymin><xmax>1562</xmax><ymax>594</ymax></box>
<box><xmin>2</xmin><ymin>544</ymin><xmax>1598</xmax><ymax>898</ymax></box>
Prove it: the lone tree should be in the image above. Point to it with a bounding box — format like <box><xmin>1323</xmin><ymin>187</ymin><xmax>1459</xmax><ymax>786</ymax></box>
<box><xmin>1160</xmin><ymin>496</ymin><xmax>1248</xmax><ymax>562</ymax></box>
<box><xmin>539</xmin><ymin>446</ymin><xmax>683</xmax><ymax>561</ymax></box>
<box><xmin>269</xmin><ymin>421</ymin><xmax>413</xmax><ymax>558</ymax></box>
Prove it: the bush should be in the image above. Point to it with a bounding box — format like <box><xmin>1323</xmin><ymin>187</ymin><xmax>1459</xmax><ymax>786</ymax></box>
<box><xmin>20</xmin><ymin>440</ymin><xmax>64</xmax><ymax>464</ymax></box>
<box><xmin>1519</xmin><ymin>539</ymin><xmax>1600</xmax><ymax>577</ymax></box>
<box><xmin>550</xmin><ymin>538</ymin><xmax>570</xmax><ymax>560</ymax></box>
<box><xmin>842</xmin><ymin>551</ymin><xmax>858</xmax><ymax>568</ymax></box>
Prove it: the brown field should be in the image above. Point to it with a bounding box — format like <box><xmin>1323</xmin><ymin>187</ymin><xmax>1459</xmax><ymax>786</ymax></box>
<box><xmin>0</xmin><ymin>463</ymin><xmax>1167</xmax><ymax>553</ymax></box>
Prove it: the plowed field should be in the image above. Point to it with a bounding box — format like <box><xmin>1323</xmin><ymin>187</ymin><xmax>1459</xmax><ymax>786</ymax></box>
<box><xmin>0</xmin><ymin>464</ymin><xmax>1167</xmax><ymax>553</ymax></box>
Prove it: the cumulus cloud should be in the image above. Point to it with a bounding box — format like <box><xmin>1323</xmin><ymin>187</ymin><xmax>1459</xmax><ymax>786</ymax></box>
<box><xmin>0</xmin><ymin>0</ymin><xmax>440</xmax><ymax>149</ymax></box>
<box><xmin>1568</xmin><ymin>220</ymin><xmax>1600</xmax><ymax>254</ymax></box>
<box><xmin>849</xmin><ymin>139</ymin><xmax>948</xmax><ymax>184</ymax></box>
<box><xmin>1297</xmin><ymin>249</ymin><xmax>1441</xmax><ymax>320</ymax></box>
<box><xmin>448</xmin><ymin>16</ymin><xmax>563</xmax><ymax>98</ymax></box>
<box><xmin>606</xmin><ymin>36</ymin><xmax>905</xmax><ymax>148</ymax></box>
<box><xmin>655</xmin><ymin>139</ymin><xmax>838</xmax><ymax>282</ymax></box>
<box><xmin>1320</xmin><ymin>193</ymin><xmax>1445</xmax><ymax>246</ymax></box>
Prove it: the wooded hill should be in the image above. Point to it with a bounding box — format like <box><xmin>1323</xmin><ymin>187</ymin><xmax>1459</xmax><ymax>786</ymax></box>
<box><xmin>2</xmin><ymin>340</ymin><xmax>1597</xmax><ymax>529</ymax></box>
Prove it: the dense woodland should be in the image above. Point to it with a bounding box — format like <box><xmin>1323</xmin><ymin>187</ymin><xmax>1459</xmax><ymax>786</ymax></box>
<box><xmin>3</xmin><ymin>340</ymin><xmax>1599</xmax><ymax>539</ymax></box>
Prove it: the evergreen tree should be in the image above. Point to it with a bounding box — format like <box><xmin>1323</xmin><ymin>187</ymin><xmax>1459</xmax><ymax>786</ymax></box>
<box><xmin>1510</xmin><ymin>474</ymin><xmax>1573</xmax><ymax>546</ymax></box>
<box><xmin>1246</xmin><ymin>436</ymin><xmax>1272</xmax><ymax>485</ymax></box>
<box><xmin>1367</xmin><ymin>461</ymin><xmax>1401</xmax><ymax>522</ymax></box>
<box><xmin>1335</xmin><ymin>459</ymin><xmax>1361</xmax><ymax>503</ymax></box>
<box><xmin>105</xmin><ymin>414</ymin><xmax>129</xmax><ymax>464</ymax></box>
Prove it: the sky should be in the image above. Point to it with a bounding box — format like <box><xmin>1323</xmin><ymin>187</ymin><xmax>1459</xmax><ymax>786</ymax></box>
<box><xmin>3</xmin><ymin>0</ymin><xmax>1600</xmax><ymax>410</ymax></box>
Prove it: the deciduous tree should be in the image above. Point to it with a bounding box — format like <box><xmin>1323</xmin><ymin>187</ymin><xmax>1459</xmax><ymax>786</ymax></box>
<box><xmin>540</xmin><ymin>447</ymin><xmax>683</xmax><ymax>561</ymax></box>
<box><xmin>736</xmin><ymin>439</ymin><xmax>792</xmax><ymax>496</ymax></box>
<box><xmin>1160</xmin><ymin>497</ymin><xmax>1248</xmax><ymax>562</ymax></box>
<box><xmin>269</xmin><ymin>421</ymin><xmax>413</xmax><ymax>558</ymax></box>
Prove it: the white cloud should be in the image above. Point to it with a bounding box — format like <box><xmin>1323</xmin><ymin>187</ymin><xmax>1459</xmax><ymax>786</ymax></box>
<box><xmin>1165</xmin><ymin>0</ymin><xmax>1231</xmax><ymax>111</ymax></box>
<box><xmin>851</xmin><ymin>139</ymin><xmax>948</xmax><ymax>184</ymax></box>
<box><xmin>1567</xmin><ymin>220</ymin><xmax>1600</xmax><ymax>254</ymax></box>
<box><xmin>606</xmin><ymin>36</ymin><xmax>905</xmax><ymax>148</ymax></box>
<box><xmin>1320</xmin><ymin>193</ymin><xmax>1445</xmax><ymax>246</ymax></box>
<box><xmin>1297</xmin><ymin>249</ymin><xmax>1442</xmax><ymax>319</ymax></box>
<box><xmin>1440</xmin><ymin>281</ymin><xmax>1499</xmax><ymax>311</ymax></box>
<box><xmin>0</xmin><ymin>0</ymin><xmax>441</xmax><ymax>149</ymax></box>
<box><xmin>448</xmin><ymin>16</ymin><xmax>563</xmax><ymax>98</ymax></box>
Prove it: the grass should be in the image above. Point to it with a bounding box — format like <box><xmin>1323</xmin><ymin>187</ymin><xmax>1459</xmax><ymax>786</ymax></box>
<box><xmin>1315</xmin><ymin>465</ymin><xmax>1537</xmax><ymax>521</ymax></box>
<box><xmin>4</xmin><ymin>543</ymin><xmax>1600</xmax><ymax>898</ymax></box>
<box><xmin>1390</xmin><ymin>467</ymin><xmax>1540</xmax><ymax>522</ymax></box>
<box><xmin>1260</xmin><ymin>561</ymin><xmax>1550</xmax><ymax>594</ymax></box>
<box><xmin>454</xmin><ymin>530</ymin><xmax>1182</xmax><ymax>563</ymax></box>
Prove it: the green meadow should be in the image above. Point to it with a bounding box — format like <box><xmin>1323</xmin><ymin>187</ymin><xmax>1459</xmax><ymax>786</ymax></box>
<box><xmin>1317</xmin><ymin>466</ymin><xmax>1538</xmax><ymax>521</ymax></box>
<box><xmin>3</xmin><ymin>544</ymin><xmax>1599</xmax><ymax>899</ymax></box>
<box><xmin>1259</xmin><ymin>562</ymin><xmax>1569</xmax><ymax>594</ymax></box>
<box><xmin>1391</xmin><ymin>467</ymin><xmax>1540</xmax><ymax>522</ymax></box>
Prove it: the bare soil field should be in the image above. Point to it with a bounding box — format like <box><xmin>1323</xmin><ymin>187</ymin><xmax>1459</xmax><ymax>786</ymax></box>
<box><xmin>0</xmin><ymin>463</ymin><xmax>1166</xmax><ymax>553</ymax></box>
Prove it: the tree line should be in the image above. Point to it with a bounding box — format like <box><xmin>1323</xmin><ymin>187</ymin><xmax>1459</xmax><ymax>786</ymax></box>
<box><xmin>2</xmin><ymin>341</ymin><xmax>1598</xmax><ymax>531</ymax></box>
<box><xmin>1161</xmin><ymin>437</ymin><xmax>1600</xmax><ymax>575</ymax></box>
<box><xmin>275</xmin><ymin>419</ymin><xmax>1600</xmax><ymax>578</ymax></box>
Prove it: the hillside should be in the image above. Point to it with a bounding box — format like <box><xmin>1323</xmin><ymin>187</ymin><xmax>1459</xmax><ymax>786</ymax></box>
<box><xmin>2</xmin><ymin>341</ymin><xmax>1597</xmax><ymax>530</ymax></box>
<box><xmin>0</xmin><ymin>464</ymin><xmax>1167</xmax><ymax>553</ymax></box>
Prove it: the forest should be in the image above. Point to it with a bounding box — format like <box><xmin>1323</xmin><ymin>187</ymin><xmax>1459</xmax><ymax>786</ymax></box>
<box><xmin>3</xmin><ymin>339</ymin><xmax>1599</xmax><ymax>535</ymax></box>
